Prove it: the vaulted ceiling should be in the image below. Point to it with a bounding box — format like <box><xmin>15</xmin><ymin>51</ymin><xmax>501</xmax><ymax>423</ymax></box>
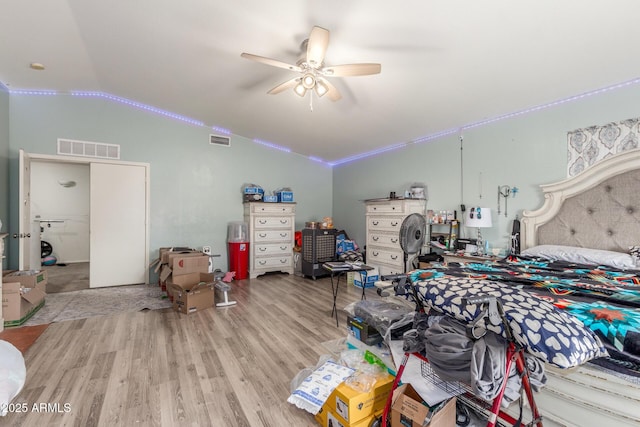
<box><xmin>2</xmin><ymin>1</ymin><xmax>640</xmax><ymax>163</ymax></box>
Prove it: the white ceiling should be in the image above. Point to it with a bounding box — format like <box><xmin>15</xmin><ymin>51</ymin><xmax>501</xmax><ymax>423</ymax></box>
<box><xmin>2</xmin><ymin>1</ymin><xmax>640</xmax><ymax>164</ymax></box>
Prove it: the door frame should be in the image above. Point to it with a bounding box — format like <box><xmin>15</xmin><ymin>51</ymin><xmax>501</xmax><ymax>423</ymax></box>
<box><xmin>20</xmin><ymin>152</ymin><xmax>150</xmax><ymax>284</ymax></box>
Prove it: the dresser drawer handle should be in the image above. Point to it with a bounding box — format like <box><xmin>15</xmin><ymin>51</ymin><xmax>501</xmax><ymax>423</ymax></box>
<box><xmin>258</xmin><ymin>219</ymin><xmax>267</xmax><ymax>225</ymax></box>
<box><xmin>280</xmin><ymin>259</ymin><xmax>287</xmax><ymax>264</ymax></box>
<box><xmin>259</xmin><ymin>247</ymin><xmax>267</xmax><ymax>252</ymax></box>
<box><xmin>391</xmin><ymin>255</ymin><xmax>398</xmax><ymax>260</ymax></box>
<box><xmin>372</xmin><ymin>220</ymin><xmax>379</xmax><ymax>226</ymax></box>
<box><xmin>259</xmin><ymin>260</ymin><xmax>267</xmax><ymax>265</ymax></box>
<box><xmin>391</xmin><ymin>221</ymin><xmax>399</xmax><ymax>227</ymax></box>
<box><xmin>280</xmin><ymin>246</ymin><xmax>287</xmax><ymax>250</ymax></box>
<box><xmin>391</xmin><ymin>238</ymin><xmax>398</xmax><ymax>244</ymax></box>
<box><xmin>372</xmin><ymin>236</ymin><xmax>379</xmax><ymax>241</ymax></box>
<box><xmin>280</xmin><ymin>219</ymin><xmax>288</xmax><ymax>224</ymax></box>
<box><xmin>372</xmin><ymin>251</ymin><xmax>379</xmax><ymax>257</ymax></box>
<box><xmin>280</xmin><ymin>233</ymin><xmax>287</xmax><ymax>237</ymax></box>
<box><xmin>259</xmin><ymin>233</ymin><xmax>267</xmax><ymax>238</ymax></box>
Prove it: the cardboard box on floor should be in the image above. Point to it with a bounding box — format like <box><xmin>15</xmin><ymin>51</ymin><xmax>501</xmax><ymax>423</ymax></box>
<box><xmin>160</xmin><ymin>252</ymin><xmax>209</xmax><ymax>280</ymax></box>
<box><xmin>314</xmin><ymin>405</ymin><xmax>382</xmax><ymax>427</ymax></box>
<box><xmin>171</xmin><ymin>255</ymin><xmax>209</xmax><ymax>276</ymax></box>
<box><xmin>2</xmin><ymin>281</ymin><xmax>46</xmax><ymax>326</ymax></box>
<box><xmin>3</xmin><ymin>270</ymin><xmax>48</xmax><ymax>293</ymax></box>
<box><xmin>390</xmin><ymin>384</ymin><xmax>456</xmax><ymax>427</ymax></box>
<box><xmin>321</xmin><ymin>373</ymin><xmax>394</xmax><ymax>425</ymax></box>
<box><xmin>168</xmin><ymin>272</ymin><xmax>215</xmax><ymax>314</ymax></box>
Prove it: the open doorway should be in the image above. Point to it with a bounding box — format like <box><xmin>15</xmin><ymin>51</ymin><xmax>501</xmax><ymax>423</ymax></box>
<box><xmin>31</xmin><ymin>161</ymin><xmax>90</xmax><ymax>293</ymax></box>
<box><xmin>18</xmin><ymin>150</ymin><xmax>150</xmax><ymax>290</ymax></box>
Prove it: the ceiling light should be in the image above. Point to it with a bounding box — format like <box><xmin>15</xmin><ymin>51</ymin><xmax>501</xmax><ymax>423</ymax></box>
<box><xmin>301</xmin><ymin>73</ymin><xmax>316</xmax><ymax>89</ymax></box>
<box><xmin>315</xmin><ymin>80</ymin><xmax>328</xmax><ymax>97</ymax></box>
<box><xmin>29</xmin><ymin>62</ymin><xmax>45</xmax><ymax>70</ymax></box>
<box><xmin>294</xmin><ymin>82</ymin><xmax>307</xmax><ymax>97</ymax></box>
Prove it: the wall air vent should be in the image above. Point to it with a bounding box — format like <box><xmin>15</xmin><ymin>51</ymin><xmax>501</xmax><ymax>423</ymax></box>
<box><xmin>210</xmin><ymin>134</ymin><xmax>231</xmax><ymax>147</ymax></box>
<box><xmin>57</xmin><ymin>138</ymin><xmax>120</xmax><ymax>160</ymax></box>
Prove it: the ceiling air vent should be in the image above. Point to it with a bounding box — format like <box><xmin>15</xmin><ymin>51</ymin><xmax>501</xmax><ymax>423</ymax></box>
<box><xmin>210</xmin><ymin>134</ymin><xmax>231</xmax><ymax>147</ymax></box>
<box><xmin>57</xmin><ymin>138</ymin><xmax>120</xmax><ymax>160</ymax></box>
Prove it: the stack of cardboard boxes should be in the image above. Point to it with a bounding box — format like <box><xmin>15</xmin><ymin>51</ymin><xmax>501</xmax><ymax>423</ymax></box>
<box><xmin>314</xmin><ymin>373</ymin><xmax>394</xmax><ymax>427</ymax></box>
<box><xmin>153</xmin><ymin>248</ymin><xmax>216</xmax><ymax>315</ymax></box>
<box><xmin>2</xmin><ymin>270</ymin><xmax>48</xmax><ymax>327</ymax></box>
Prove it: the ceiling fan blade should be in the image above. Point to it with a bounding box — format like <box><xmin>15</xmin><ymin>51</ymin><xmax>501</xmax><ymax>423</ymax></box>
<box><xmin>318</xmin><ymin>77</ymin><xmax>342</xmax><ymax>101</ymax></box>
<box><xmin>322</xmin><ymin>63</ymin><xmax>382</xmax><ymax>77</ymax></box>
<box><xmin>306</xmin><ymin>26</ymin><xmax>329</xmax><ymax>68</ymax></box>
<box><xmin>267</xmin><ymin>77</ymin><xmax>300</xmax><ymax>95</ymax></box>
<box><xmin>241</xmin><ymin>53</ymin><xmax>302</xmax><ymax>72</ymax></box>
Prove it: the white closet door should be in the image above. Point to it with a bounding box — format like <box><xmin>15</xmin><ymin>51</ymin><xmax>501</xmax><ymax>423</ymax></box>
<box><xmin>90</xmin><ymin>163</ymin><xmax>146</xmax><ymax>287</ymax></box>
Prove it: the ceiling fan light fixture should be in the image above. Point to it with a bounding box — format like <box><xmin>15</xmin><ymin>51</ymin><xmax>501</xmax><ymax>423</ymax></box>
<box><xmin>294</xmin><ymin>82</ymin><xmax>307</xmax><ymax>97</ymax></box>
<box><xmin>301</xmin><ymin>73</ymin><xmax>316</xmax><ymax>89</ymax></box>
<box><xmin>315</xmin><ymin>80</ymin><xmax>328</xmax><ymax>97</ymax></box>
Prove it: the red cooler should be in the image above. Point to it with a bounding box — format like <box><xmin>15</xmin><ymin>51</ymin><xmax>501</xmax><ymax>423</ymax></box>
<box><xmin>228</xmin><ymin>221</ymin><xmax>249</xmax><ymax>280</ymax></box>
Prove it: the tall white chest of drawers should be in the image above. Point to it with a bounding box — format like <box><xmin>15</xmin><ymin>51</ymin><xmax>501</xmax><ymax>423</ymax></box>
<box><xmin>244</xmin><ymin>202</ymin><xmax>295</xmax><ymax>279</ymax></box>
<box><xmin>365</xmin><ymin>198</ymin><xmax>427</xmax><ymax>276</ymax></box>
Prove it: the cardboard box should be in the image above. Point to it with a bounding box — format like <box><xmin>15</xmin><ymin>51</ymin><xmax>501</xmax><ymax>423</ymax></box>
<box><xmin>353</xmin><ymin>268</ymin><xmax>379</xmax><ymax>289</ymax></box>
<box><xmin>171</xmin><ymin>255</ymin><xmax>209</xmax><ymax>276</ymax></box>
<box><xmin>323</xmin><ymin>373</ymin><xmax>394</xmax><ymax>425</ymax></box>
<box><xmin>314</xmin><ymin>405</ymin><xmax>382</xmax><ymax>427</ymax></box>
<box><xmin>390</xmin><ymin>384</ymin><xmax>456</xmax><ymax>427</ymax></box>
<box><xmin>3</xmin><ymin>270</ymin><xmax>48</xmax><ymax>292</ymax></box>
<box><xmin>347</xmin><ymin>315</ymin><xmax>382</xmax><ymax>346</ymax></box>
<box><xmin>2</xmin><ymin>282</ymin><xmax>46</xmax><ymax>327</ymax></box>
<box><xmin>161</xmin><ymin>249</ymin><xmax>203</xmax><ymax>265</ymax></box>
<box><xmin>168</xmin><ymin>272</ymin><xmax>215</xmax><ymax>314</ymax></box>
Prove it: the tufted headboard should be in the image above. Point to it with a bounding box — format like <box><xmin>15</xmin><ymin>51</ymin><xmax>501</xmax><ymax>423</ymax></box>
<box><xmin>522</xmin><ymin>149</ymin><xmax>640</xmax><ymax>252</ymax></box>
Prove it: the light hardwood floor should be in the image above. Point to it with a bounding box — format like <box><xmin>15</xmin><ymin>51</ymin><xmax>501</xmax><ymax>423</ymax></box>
<box><xmin>5</xmin><ymin>273</ymin><xmax>375</xmax><ymax>426</ymax></box>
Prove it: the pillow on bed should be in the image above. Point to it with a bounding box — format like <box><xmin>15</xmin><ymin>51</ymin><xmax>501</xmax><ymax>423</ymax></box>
<box><xmin>521</xmin><ymin>244</ymin><xmax>636</xmax><ymax>269</ymax></box>
<box><xmin>410</xmin><ymin>275</ymin><xmax>609</xmax><ymax>369</ymax></box>
<box><xmin>630</xmin><ymin>246</ymin><xmax>640</xmax><ymax>267</ymax></box>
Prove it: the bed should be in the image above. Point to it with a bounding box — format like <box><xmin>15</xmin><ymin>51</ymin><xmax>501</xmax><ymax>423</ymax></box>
<box><xmin>410</xmin><ymin>149</ymin><xmax>640</xmax><ymax>426</ymax></box>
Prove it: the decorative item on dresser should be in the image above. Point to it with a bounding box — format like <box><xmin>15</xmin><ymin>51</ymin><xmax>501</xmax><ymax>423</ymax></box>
<box><xmin>364</xmin><ymin>198</ymin><xmax>427</xmax><ymax>275</ymax></box>
<box><xmin>243</xmin><ymin>202</ymin><xmax>296</xmax><ymax>279</ymax></box>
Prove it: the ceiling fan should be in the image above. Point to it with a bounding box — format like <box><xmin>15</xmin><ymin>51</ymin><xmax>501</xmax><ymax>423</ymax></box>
<box><xmin>241</xmin><ymin>26</ymin><xmax>381</xmax><ymax>103</ymax></box>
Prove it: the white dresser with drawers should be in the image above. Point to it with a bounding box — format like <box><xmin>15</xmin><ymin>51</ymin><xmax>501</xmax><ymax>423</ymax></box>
<box><xmin>365</xmin><ymin>198</ymin><xmax>427</xmax><ymax>276</ymax></box>
<box><xmin>243</xmin><ymin>202</ymin><xmax>295</xmax><ymax>279</ymax></box>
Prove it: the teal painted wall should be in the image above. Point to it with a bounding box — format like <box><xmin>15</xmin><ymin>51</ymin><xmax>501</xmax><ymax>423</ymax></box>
<box><xmin>0</xmin><ymin>86</ymin><xmax>8</xmax><ymax>269</ymax></box>
<box><xmin>333</xmin><ymin>84</ymin><xmax>640</xmax><ymax>253</ymax></box>
<box><xmin>7</xmin><ymin>94</ymin><xmax>333</xmax><ymax>274</ymax></box>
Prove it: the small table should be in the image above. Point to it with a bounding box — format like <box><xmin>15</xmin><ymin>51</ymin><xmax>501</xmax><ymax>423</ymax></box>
<box><xmin>322</xmin><ymin>262</ymin><xmax>374</xmax><ymax>327</ymax></box>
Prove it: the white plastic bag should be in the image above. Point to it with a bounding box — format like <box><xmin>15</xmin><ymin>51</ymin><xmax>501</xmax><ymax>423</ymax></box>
<box><xmin>0</xmin><ymin>340</ymin><xmax>26</xmax><ymax>416</ymax></box>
